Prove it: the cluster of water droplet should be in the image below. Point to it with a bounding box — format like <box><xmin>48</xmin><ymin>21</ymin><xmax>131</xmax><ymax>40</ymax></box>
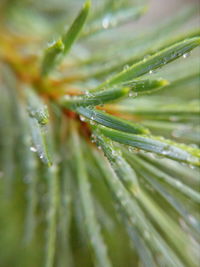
<box><xmin>128</xmin><ymin>91</ymin><xmax>138</xmax><ymax>98</ymax></box>
<box><xmin>30</xmin><ymin>145</ymin><xmax>45</xmax><ymax>161</ymax></box>
<box><xmin>128</xmin><ymin>146</ymin><xmax>140</xmax><ymax>153</ymax></box>
<box><xmin>91</xmin><ymin>133</ymin><xmax>97</xmax><ymax>144</ymax></box>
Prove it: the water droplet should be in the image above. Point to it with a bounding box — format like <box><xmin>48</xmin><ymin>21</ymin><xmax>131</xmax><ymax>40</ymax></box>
<box><xmin>39</xmin><ymin>154</ymin><xmax>44</xmax><ymax>159</ymax></box>
<box><xmin>123</xmin><ymin>64</ymin><xmax>129</xmax><ymax>71</ymax></box>
<box><xmin>128</xmin><ymin>147</ymin><xmax>133</xmax><ymax>152</ymax></box>
<box><xmin>102</xmin><ymin>14</ymin><xmax>111</xmax><ymax>29</ymax></box>
<box><xmin>111</xmin><ymin>150</ymin><xmax>118</xmax><ymax>157</ymax></box>
<box><xmin>161</xmin><ymin>144</ymin><xmax>171</xmax><ymax>156</ymax></box>
<box><xmin>128</xmin><ymin>92</ymin><xmax>133</xmax><ymax>97</ymax></box>
<box><xmin>143</xmin><ymin>55</ymin><xmax>150</xmax><ymax>61</ymax></box>
<box><xmin>162</xmin><ymin>150</ymin><xmax>170</xmax><ymax>156</ymax></box>
<box><xmin>183</xmin><ymin>52</ymin><xmax>190</xmax><ymax>59</ymax></box>
<box><xmin>128</xmin><ymin>92</ymin><xmax>138</xmax><ymax>97</ymax></box>
<box><xmin>128</xmin><ymin>146</ymin><xmax>140</xmax><ymax>153</ymax></box>
<box><xmin>80</xmin><ymin>115</ymin><xmax>86</xmax><ymax>122</ymax></box>
<box><xmin>188</xmin><ymin>215</ymin><xmax>198</xmax><ymax>225</ymax></box>
<box><xmin>149</xmin><ymin>70</ymin><xmax>154</xmax><ymax>74</ymax></box>
<box><xmin>91</xmin><ymin>134</ymin><xmax>96</xmax><ymax>143</ymax></box>
<box><xmin>47</xmin><ymin>40</ymin><xmax>56</xmax><ymax>47</ymax></box>
<box><xmin>189</xmin><ymin>164</ymin><xmax>195</xmax><ymax>169</ymax></box>
<box><xmin>30</xmin><ymin>146</ymin><xmax>37</xmax><ymax>152</ymax></box>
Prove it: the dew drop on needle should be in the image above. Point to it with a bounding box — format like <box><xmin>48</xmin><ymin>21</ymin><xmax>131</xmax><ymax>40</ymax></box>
<box><xmin>123</xmin><ymin>64</ymin><xmax>129</xmax><ymax>71</ymax></box>
<box><xmin>30</xmin><ymin>146</ymin><xmax>37</xmax><ymax>152</ymax></box>
<box><xmin>183</xmin><ymin>52</ymin><xmax>190</xmax><ymax>59</ymax></box>
<box><xmin>102</xmin><ymin>15</ymin><xmax>111</xmax><ymax>29</ymax></box>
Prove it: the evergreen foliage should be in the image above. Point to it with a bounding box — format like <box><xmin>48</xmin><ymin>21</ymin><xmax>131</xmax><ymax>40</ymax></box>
<box><xmin>0</xmin><ymin>1</ymin><xmax>199</xmax><ymax>266</ymax></box>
